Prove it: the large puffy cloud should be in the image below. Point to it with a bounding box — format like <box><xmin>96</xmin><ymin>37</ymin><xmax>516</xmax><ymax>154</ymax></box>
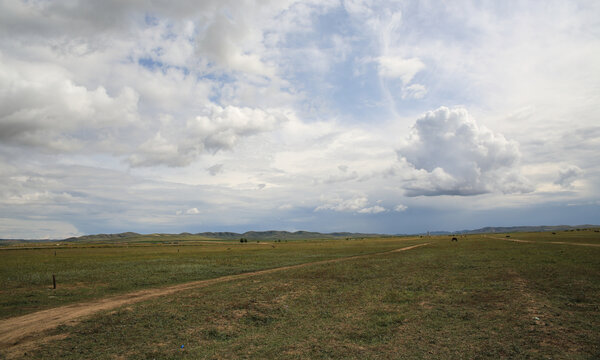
<box><xmin>0</xmin><ymin>56</ymin><xmax>139</xmax><ymax>152</ymax></box>
<box><xmin>128</xmin><ymin>105</ymin><xmax>285</xmax><ymax>167</ymax></box>
<box><xmin>398</xmin><ymin>107</ymin><xmax>531</xmax><ymax>196</ymax></box>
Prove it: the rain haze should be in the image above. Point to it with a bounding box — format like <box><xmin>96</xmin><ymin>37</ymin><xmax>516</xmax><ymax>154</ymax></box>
<box><xmin>1</xmin><ymin>0</ymin><xmax>599</xmax><ymax>239</ymax></box>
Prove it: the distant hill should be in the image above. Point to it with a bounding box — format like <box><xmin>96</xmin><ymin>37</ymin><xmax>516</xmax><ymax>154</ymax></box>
<box><xmin>56</xmin><ymin>230</ymin><xmax>384</xmax><ymax>242</ymax></box>
<box><xmin>195</xmin><ymin>230</ymin><xmax>382</xmax><ymax>240</ymax></box>
<box><xmin>2</xmin><ymin>225</ymin><xmax>598</xmax><ymax>243</ymax></box>
<box><xmin>64</xmin><ymin>232</ymin><xmax>141</xmax><ymax>241</ymax></box>
<box><xmin>426</xmin><ymin>224</ymin><xmax>600</xmax><ymax>235</ymax></box>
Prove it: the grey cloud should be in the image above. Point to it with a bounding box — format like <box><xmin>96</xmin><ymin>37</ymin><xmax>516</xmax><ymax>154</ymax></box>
<box><xmin>0</xmin><ymin>1</ymin><xmax>224</xmax><ymax>38</ymax></box>
<box><xmin>190</xmin><ymin>105</ymin><xmax>283</xmax><ymax>152</ymax></box>
<box><xmin>555</xmin><ymin>165</ymin><xmax>583</xmax><ymax>188</ymax></box>
<box><xmin>398</xmin><ymin>107</ymin><xmax>531</xmax><ymax>196</ymax></box>
<box><xmin>0</xmin><ymin>59</ymin><xmax>140</xmax><ymax>153</ymax></box>
<box><xmin>0</xmin><ymin>0</ymin><xmax>285</xmax><ymax>80</ymax></box>
<box><xmin>127</xmin><ymin>133</ymin><xmax>196</xmax><ymax>168</ymax></box>
<box><xmin>207</xmin><ymin>164</ymin><xmax>224</xmax><ymax>176</ymax></box>
<box><xmin>196</xmin><ymin>12</ymin><xmax>271</xmax><ymax>76</ymax></box>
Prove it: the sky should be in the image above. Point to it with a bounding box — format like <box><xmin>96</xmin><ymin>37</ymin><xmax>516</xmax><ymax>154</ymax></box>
<box><xmin>1</xmin><ymin>0</ymin><xmax>599</xmax><ymax>239</ymax></box>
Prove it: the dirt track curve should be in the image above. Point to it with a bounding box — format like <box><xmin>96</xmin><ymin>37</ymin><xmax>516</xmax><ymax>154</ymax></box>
<box><xmin>0</xmin><ymin>243</ymin><xmax>429</xmax><ymax>353</ymax></box>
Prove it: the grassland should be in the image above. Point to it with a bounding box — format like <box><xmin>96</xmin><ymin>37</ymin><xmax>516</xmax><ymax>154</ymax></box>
<box><xmin>0</xmin><ymin>237</ymin><xmax>420</xmax><ymax>320</ymax></box>
<box><xmin>1</xmin><ymin>230</ymin><xmax>600</xmax><ymax>359</ymax></box>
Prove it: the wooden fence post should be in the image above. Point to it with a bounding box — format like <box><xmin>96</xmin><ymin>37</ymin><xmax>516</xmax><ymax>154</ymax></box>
<box><xmin>53</xmin><ymin>274</ymin><xmax>56</xmax><ymax>289</ymax></box>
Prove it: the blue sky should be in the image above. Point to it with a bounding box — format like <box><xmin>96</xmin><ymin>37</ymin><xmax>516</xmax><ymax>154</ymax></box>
<box><xmin>0</xmin><ymin>0</ymin><xmax>599</xmax><ymax>238</ymax></box>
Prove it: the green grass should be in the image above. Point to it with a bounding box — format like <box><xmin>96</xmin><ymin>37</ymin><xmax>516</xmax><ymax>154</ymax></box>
<box><xmin>0</xmin><ymin>237</ymin><xmax>421</xmax><ymax>319</ymax></box>
<box><xmin>497</xmin><ymin>228</ymin><xmax>600</xmax><ymax>244</ymax></box>
<box><xmin>4</xmin><ymin>232</ymin><xmax>600</xmax><ymax>359</ymax></box>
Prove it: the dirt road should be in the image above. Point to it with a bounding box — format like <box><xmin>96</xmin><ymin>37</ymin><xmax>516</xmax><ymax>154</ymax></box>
<box><xmin>0</xmin><ymin>243</ymin><xmax>429</xmax><ymax>354</ymax></box>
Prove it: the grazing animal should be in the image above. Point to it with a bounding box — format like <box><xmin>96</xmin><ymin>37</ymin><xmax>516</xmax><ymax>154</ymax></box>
<box><xmin>451</xmin><ymin>237</ymin><xmax>458</xmax><ymax>242</ymax></box>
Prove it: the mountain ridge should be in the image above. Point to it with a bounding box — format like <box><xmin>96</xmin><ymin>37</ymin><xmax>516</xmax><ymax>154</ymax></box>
<box><xmin>1</xmin><ymin>225</ymin><xmax>598</xmax><ymax>242</ymax></box>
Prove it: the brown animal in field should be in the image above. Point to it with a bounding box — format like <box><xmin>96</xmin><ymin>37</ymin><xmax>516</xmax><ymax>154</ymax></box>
<box><xmin>451</xmin><ymin>237</ymin><xmax>458</xmax><ymax>242</ymax></box>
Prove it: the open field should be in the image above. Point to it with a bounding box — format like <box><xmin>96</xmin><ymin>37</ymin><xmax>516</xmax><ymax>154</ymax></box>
<box><xmin>0</xmin><ymin>237</ymin><xmax>419</xmax><ymax>320</ymax></box>
<box><xmin>1</xmin><ymin>230</ymin><xmax>599</xmax><ymax>359</ymax></box>
<box><xmin>484</xmin><ymin>230</ymin><xmax>600</xmax><ymax>246</ymax></box>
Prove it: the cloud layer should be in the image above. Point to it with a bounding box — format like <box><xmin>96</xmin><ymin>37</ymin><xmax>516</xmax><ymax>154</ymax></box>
<box><xmin>1</xmin><ymin>1</ymin><xmax>599</xmax><ymax>237</ymax></box>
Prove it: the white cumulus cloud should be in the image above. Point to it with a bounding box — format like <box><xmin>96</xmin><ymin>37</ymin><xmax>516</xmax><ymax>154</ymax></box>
<box><xmin>398</xmin><ymin>107</ymin><xmax>531</xmax><ymax>196</ymax></box>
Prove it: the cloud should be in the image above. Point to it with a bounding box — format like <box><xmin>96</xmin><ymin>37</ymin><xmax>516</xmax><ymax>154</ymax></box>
<box><xmin>186</xmin><ymin>207</ymin><xmax>200</xmax><ymax>215</ymax></box>
<box><xmin>315</xmin><ymin>195</ymin><xmax>387</xmax><ymax>214</ymax></box>
<box><xmin>0</xmin><ymin>57</ymin><xmax>140</xmax><ymax>153</ymax></box>
<box><xmin>3</xmin><ymin>190</ymin><xmax>81</xmax><ymax>206</ymax></box>
<box><xmin>555</xmin><ymin>165</ymin><xmax>583</xmax><ymax>188</ymax></box>
<box><xmin>0</xmin><ymin>218</ymin><xmax>82</xmax><ymax>239</ymax></box>
<box><xmin>0</xmin><ymin>1</ymin><xmax>599</xmax><ymax>238</ymax></box>
<box><xmin>316</xmin><ymin>195</ymin><xmax>368</xmax><ymax>212</ymax></box>
<box><xmin>196</xmin><ymin>12</ymin><xmax>274</xmax><ymax>77</ymax></box>
<box><xmin>377</xmin><ymin>56</ymin><xmax>424</xmax><ymax>84</ymax></box>
<box><xmin>401</xmin><ymin>84</ymin><xmax>427</xmax><ymax>99</ymax></box>
<box><xmin>394</xmin><ymin>204</ymin><xmax>407</xmax><ymax>212</ymax></box>
<box><xmin>127</xmin><ymin>132</ymin><xmax>190</xmax><ymax>168</ymax></box>
<box><xmin>207</xmin><ymin>164</ymin><xmax>224</xmax><ymax>176</ymax></box>
<box><xmin>357</xmin><ymin>205</ymin><xmax>386</xmax><ymax>214</ymax></box>
<box><xmin>398</xmin><ymin>107</ymin><xmax>531</xmax><ymax>196</ymax></box>
<box><xmin>190</xmin><ymin>105</ymin><xmax>283</xmax><ymax>152</ymax></box>
<box><xmin>128</xmin><ymin>105</ymin><xmax>285</xmax><ymax>167</ymax></box>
